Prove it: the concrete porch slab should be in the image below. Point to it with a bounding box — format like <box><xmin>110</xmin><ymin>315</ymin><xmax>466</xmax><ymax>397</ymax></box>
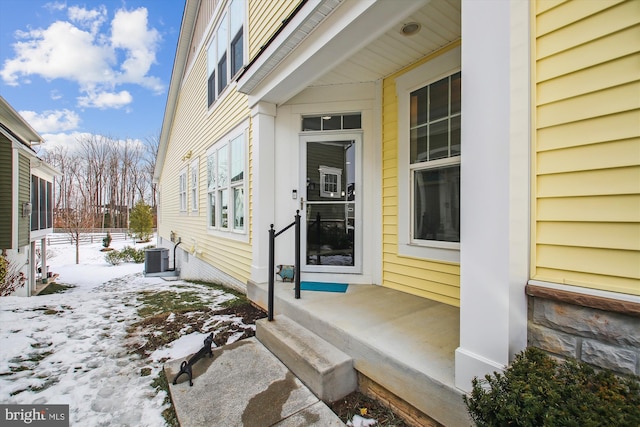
<box><xmin>248</xmin><ymin>280</ymin><xmax>472</xmax><ymax>426</ymax></box>
<box><xmin>165</xmin><ymin>337</ymin><xmax>345</xmax><ymax>427</ymax></box>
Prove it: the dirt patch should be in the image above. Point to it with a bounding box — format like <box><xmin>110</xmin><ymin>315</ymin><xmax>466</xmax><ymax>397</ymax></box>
<box><xmin>128</xmin><ymin>302</ymin><xmax>267</xmax><ymax>358</ymax></box>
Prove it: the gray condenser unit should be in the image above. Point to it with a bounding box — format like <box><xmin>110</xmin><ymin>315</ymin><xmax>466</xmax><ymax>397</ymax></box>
<box><xmin>145</xmin><ymin>248</ymin><xmax>169</xmax><ymax>274</ymax></box>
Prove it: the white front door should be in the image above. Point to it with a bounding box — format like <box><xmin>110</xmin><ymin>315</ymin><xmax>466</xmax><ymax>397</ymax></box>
<box><xmin>300</xmin><ymin>132</ymin><xmax>362</xmax><ymax>273</ymax></box>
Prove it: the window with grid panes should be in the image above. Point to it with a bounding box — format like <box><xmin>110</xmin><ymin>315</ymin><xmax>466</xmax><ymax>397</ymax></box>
<box><xmin>207</xmin><ymin>132</ymin><xmax>245</xmax><ymax>232</ymax></box>
<box><xmin>410</xmin><ymin>72</ymin><xmax>461</xmax><ymax>243</ymax></box>
<box><xmin>206</xmin><ymin>0</ymin><xmax>244</xmax><ymax>107</ymax></box>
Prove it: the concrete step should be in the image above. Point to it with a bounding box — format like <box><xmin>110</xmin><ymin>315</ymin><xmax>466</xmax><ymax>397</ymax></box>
<box><xmin>256</xmin><ymin>315</ymin><xmax>357</xmax><ymax>403</ymax></box>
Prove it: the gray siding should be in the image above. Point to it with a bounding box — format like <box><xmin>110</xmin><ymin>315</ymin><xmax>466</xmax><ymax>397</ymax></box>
<box><xmin>0</xmin><ymin>136</ymin><xmax>12</xmax><ymax>248</ymax></box>
<box><xmin>18</xmin><ymin>152</ymin><xmax>30</xmax><ymax>247</ymax></box>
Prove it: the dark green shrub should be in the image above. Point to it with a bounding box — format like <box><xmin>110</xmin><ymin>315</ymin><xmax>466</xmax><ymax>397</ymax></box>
<box><xmin>464</xmin><ymin>347</ymin><xmax>640</xmax><ymax>426</ymax></box>
<box><xmin>102</xmin><ymin>232</ymin><xmax>112</xmax><ymax>248</ymax></box>
<box><xmin>105</xmin><ymin>250</ymin><xmax>123</xmax><ymax>265</ymax></box>
<box><xmin>120</xmin><ymin>246</ymin><xmax>145</xmax><ymax>263</ymax></box>
<box><xmin>106</xmin><ymin>245</ymin><xmax>155</xmax><ymax>265</ymax></box>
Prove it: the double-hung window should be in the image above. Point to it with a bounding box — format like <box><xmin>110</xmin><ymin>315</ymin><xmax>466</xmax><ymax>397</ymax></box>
<box><xmin>206</xmin><ymin>0</ymin><xmax>244</xmax><ymax>107</ymax></box>
<box><xmin>396</xmin><ymin>46</ymin><xmax>461</xmax><ymax>262</ymax></box>
<box><xmin>207</xmin><ymin>129</ymin><xmax>246</xmax><ymax>233</ymax></box>
<box><xmin>410</xmin><ymin>72</ymin><xmax>461</xmax><ymax>244</ymax></box>
<box><xmin>179</xmin><ymin>168</ymin><xmax>187</xmax><ymax>212</ymax></box>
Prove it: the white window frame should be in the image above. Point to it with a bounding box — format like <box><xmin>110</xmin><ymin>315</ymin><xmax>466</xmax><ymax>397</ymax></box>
<box><xmin>190</xmin><ymin>158</ymin><xmax>199</xmax><ymax>212</ymax></box>
<box><xmin>206</xmin><ymin>0</ymin><xmax>245</xmax><ymax>109</ymax></box>
<box><xmin>179</xmin><ymin>168</ymin><xmax>187</xmax><ymax>213</ymax></box>
<box><xmin>396</xmin><ymin>46</ymin><xmax>461</xmax><ymax>263</ymax></box>
<box><xmin>319</xmin><ymin>165</ymin><xmax>342</xmax><ymax>198</ymax></box>
<box><xmin>206</xmin><ymin>123</ymin><xmax>248</xmax><ymax>241</ymax></box>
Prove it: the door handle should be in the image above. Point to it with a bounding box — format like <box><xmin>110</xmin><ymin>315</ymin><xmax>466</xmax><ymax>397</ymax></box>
<box><xmin>300</xmin><ymin>197</ymin><xmax>305</xmax><ymax>211</ymax></box>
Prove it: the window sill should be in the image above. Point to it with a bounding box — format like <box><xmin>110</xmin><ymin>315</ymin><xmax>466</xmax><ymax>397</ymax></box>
<box><xmin>397</xmin><ymin>241</ymin><xmax>460</xmax><ymax>264</ymax></box>
<box><xmin>207</xmin><ymin>227</ymin><xmax>249</xmax><ymax>244</ymax></box>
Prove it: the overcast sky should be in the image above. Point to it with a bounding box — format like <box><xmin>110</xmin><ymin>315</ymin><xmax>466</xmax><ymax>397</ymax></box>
<box><xmin>0</xmin><ymin>0</ymin><xmax>183</xmax><ymax>152</ymax></box>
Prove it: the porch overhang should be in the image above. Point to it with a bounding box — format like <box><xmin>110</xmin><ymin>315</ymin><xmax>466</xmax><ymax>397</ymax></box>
<box><xmin>236</xmin><ymin>0</ymin><xmax>430</xmax><ymax>106</ymax></box>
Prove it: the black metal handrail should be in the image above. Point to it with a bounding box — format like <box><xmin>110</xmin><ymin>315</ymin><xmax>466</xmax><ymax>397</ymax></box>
<box><xmin>267</xmin><ymin>210</ymin><xmax>301</xmax><ymax>321</ymax></box>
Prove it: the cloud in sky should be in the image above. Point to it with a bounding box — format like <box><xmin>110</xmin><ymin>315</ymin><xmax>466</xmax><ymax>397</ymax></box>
<box><xmin>0</xmin><ymin>4</ymin><xmax>164</xmax><ymax>109</ymax></box>
<box><xmin>78</xmin><ymin>90</ymin><xmax>133</xmax><ymax>109</ymax></box>
<box><xmin>19</xmin><ymin>109</ymin><xmax>81</xmax><ymax>132</ymax></box>
<box><xmin>34</xmin><ymin>130</ymin><xmax>145</xmax><ymax>156</ymax></box>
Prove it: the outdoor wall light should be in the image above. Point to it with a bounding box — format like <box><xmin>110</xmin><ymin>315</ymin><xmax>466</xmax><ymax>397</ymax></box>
<box><xmin>22</xmin><ymin>202</ymin><xmax>32</xmax><ymax>217</ymax></box>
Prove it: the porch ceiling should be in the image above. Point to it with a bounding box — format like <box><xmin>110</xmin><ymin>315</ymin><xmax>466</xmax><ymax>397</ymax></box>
<box><xmin>311</xmin><ymin>0</ymin><xmax>461</xmax><ymax>87</ymax></box>
<box><xmin>238</xmin><ymin>0</ymin><xmax>460</xmax><ymax>106</ymax></box>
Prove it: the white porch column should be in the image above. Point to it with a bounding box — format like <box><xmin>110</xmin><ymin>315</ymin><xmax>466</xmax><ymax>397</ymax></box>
<box><xmin>456</xmin><ymin>0</ymin><xmax>530</xmax><ymax>392</ymax></box>
<box><xmin>30</xmin><ymin>240</ymin><xmax>37</xmax><ymax>295</ymax></box>
<box><xmin>250</xmin><ymin>101</ymin><xmax>277</xmax><ymax>283</ymax></box>
<box><xmin>40</xmin><ymin>238</ymin><xmax>48</xmax><ymax>281</ymax></box>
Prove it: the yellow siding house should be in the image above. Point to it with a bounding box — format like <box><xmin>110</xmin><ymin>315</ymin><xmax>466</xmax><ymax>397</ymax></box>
<box><xmin>156</xmin><ymin>0</ymin><xmax>639</xmax><ymax>424</ymax></box>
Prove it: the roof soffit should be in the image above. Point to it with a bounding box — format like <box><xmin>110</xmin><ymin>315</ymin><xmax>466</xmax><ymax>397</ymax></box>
<box><xmin>237</xmin><ymin>0</ymin><xmax>430</xmax><ymax>106</ymax></box>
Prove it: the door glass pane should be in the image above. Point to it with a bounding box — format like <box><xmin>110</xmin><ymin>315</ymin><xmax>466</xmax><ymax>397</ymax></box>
<box><xmin>306</xmin><ymin>140</ymin><xmax>356</xmax><ymax>267</ymax></box>
<box><xmin>306</xmin><ymin>203</ymin><xmax>354</xmax><ymax>266</ymax></box>
<box><xmin>413</xmin><ymin>165</ymin><xmax>460</xmax><ymax>242</ymax></box>
<box><xmin>307</xmin><ymin>141</ymin><xmax>347</xmax><ymax>202</ymax></box>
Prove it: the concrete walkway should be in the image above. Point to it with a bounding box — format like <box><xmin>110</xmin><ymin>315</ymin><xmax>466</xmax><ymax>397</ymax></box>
<box><xmin>165</xmin><ymin>337</ymin><xmax>345</xmax><ymax>426</ymax></box>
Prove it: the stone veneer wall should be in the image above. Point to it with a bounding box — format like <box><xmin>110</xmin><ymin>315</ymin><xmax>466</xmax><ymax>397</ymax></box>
<box><xmin>526</xmin><ymin>284</ymin><xmax>640</xmax><ymax>376</ymax></box>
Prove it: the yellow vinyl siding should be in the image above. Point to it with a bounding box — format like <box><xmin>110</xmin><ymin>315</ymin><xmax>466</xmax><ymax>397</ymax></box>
<box><xmin>381</xmin><ymin>44</ymin><xmax>461</xmax><ymax>307</ymax></box>
<box><xmin>248</xmin><ymin>0</ymin><xmax>299</xmax><ymax>60</ymax></box>
<box><xmin>159</xmin><ymin>30</ymin><xmax>252</xmax><ymax>285</ymax></box>
<box><xmin>533</xmin><ymin>0</ymin><xmax>640</xmax><ymax>295</ymax></box>
<box><xmin>537</xmin><ymin>222</ymin><xmax>640</xmax><ymax>251</ymax></box>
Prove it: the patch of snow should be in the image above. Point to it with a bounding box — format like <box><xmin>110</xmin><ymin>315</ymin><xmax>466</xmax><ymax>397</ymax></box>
<box><xmin>347</xmin><ymin>414</ymin><xmax>378</xmax><ymax>427</ymax></box>
<box><xmin>0</xmin><ymin>237</ymin><xmax>251</xmax><ymax>426</ymax></box>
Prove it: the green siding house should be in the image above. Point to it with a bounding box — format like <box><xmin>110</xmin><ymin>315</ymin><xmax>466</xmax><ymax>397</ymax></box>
<box><xmin>0</xmin><ymin>96</ymin><xmax>59</xmax><ymax>297</ymax></box>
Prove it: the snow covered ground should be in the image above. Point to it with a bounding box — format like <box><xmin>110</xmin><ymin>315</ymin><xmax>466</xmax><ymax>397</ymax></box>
<box><xmin>0</xmin><ymin>237</ymin><xmax>251</xmax><ymax>426</ymax></box>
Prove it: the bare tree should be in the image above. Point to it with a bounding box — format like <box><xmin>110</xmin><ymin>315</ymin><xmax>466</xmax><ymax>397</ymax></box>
<box><xmin>143</xmin><ymin>132</ymin><xmax>160</xmax><ymax>208</ymax></box>
<box><xmin>42</xmin><ymin>132</ymin><xmax>160</xmax><ymax>235</ymax></box>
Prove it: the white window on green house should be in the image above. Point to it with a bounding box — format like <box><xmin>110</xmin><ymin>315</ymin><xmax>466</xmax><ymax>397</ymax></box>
<box><xmin>190</xmin><ymin>158</ymin><xmax>199</xmax><ymax>212</ymax></box>
<box><xmin>319</xmin><ymin>165</ymin><xmax>342</xmax><ymax>198</ymax></box>
<box><xmin>206</xmin><ymin>0</ymin><xmax>244</xmax><ymax>108</ymax></box>
<box><xmin>410</xmin><ymin>71</ymin><xmax>461</xmax><ymax>244</ymax></box>
<box><xmin>179</xmin><ymin>168</ymin><xmax>187</xmax><ymax>212</ymax></box>
<box><xmin>207</xmin><ymin>129</ymin><xmax>246</xmax><ymax>233</ymax></box>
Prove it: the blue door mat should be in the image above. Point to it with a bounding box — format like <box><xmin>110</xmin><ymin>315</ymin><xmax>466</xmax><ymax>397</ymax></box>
<box><xmin>299</xmin><ymin>281</ymin><xmax>349</xmax><ymax>293</ymax></box>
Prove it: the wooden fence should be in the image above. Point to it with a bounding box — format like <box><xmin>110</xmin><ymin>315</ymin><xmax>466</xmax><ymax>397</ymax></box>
<box><xmin>47</xmin><ymin>230</ymin><xmax>135</xmax><ymax>246</ymax></box>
